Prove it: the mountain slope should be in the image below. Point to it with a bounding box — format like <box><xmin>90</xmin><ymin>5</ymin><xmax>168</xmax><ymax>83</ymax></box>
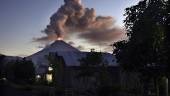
<box><xmin>27</xmin><ymin>40</ymin><xmax>117</xmax><ymax>74</ymax></box>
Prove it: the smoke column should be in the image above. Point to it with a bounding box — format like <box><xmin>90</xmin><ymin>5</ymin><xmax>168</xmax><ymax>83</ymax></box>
<box><xmin>35</xmin><ymin>0</ymin><xmax>125</xmax><ymax>45</ymax></box>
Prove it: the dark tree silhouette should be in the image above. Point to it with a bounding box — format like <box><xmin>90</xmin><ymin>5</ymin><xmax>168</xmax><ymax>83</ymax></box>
<box><xmin>46</xmin><ymin>52</ymin><xmax>65</xmax><ymax>94</ymax></box>
<box><xmin>165</xmin><ymin>0</ymin><xmax>170</xmax><ymax>74</ymax></box>
<box><xmin>78</xmin><ymin>51</ymin><xmax>103</xmax><ymax>77</ymax></box>
<box><xmin>0</xmin><ymin>54</ymin><xmax>5</xmax><ymax>96</ymax></box>
<box><xmin>0</xmin><ymin>54</ymin><xmax>5</xmax><ymax>79</ymax></box>
<box><xmin>5</xmin><ymin>58</ymin><xmax>35</xmax><ymax>84</ymax></box>
<box><xmin>113</xmin><ymin>0</ymin><xmax>168</xmax><ymax>96</ymax></box>
<box><xmin>78</xmin><ymin>50</ymin><xmax>114</xmax><ymax>96</ymax></box>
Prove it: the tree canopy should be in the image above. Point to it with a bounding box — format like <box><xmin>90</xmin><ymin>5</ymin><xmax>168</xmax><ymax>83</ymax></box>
<box><xmin>5</xmin><ymin>58</ymin><xmax>35</xmax><ymax>84</ymax></box>
<box><xmin>114</xmin><ymin>0</ymin><xmax>168</xmax><ymax>75</ymax></box>
<box><xmin>113</xmin><ymin>0</ymin><xmax>169</xmax><ymax>95</ymax></box>
<box><xmin>0</xmin><ymin>54</ymin><xmax>6</xmax><ymax>79</ymax></box>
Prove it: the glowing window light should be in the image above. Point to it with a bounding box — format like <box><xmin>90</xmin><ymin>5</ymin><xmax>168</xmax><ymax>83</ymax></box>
<box><xmin>48</xmin><ymin>66</ymin><xmax>53</xmax><ymax>71</ymax></box>
<box><xmin>35</xmin><ymin>75</ymin><xmax>41</xmax><ymax>82</ymax></box>
<box><xmin>46</xmin><ymin>74</ymin><xmax>53</xmax><ymax>83</ymax></box>
<box><xmin>2</xmin><ymin>78</ymin><xmax>6</xmax><ymax>81</ymax></box>
<box><xmin>36</xmin><ymin>75</ymin><xmax>41</xmax><ymax>79</ymax></box>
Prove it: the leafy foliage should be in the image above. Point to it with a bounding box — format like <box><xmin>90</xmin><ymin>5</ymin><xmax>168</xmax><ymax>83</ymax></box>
<box><xmin>114</xmin><ymin>0</ymin><xmax>168</xmax><ymax>74</ymax></box>
<box><xmin>5</xmin><ymin>58</ymin><xmax>35</xmax><ymax>84</ymax></box>
<box><xmin>78</xmin><ymin>51</ymin><xmax>115</xmax><ymax>95</ymax></box>
<box><xmin>46</xmin><ymin>52</ymin><xmax>65</xmax><ymax>91</ymax></box>
<box><xmin>14</xmin><ymin>59</ymin><xmax>35</xmax><ymax>83</ymax></box>
<box><xmin>113</xmin><ymin>0</ymin><xmax>169</xmax><ymax>95</ymax></box>
<box><xmin>78</xmin><ymin>51</ymin><xmax>103</xmax><ymax>77</ymax></box>
<box><xmin>164</xmin><ymin>0</ymin><xmax>170</xmax><ymax>74</ymax></box>
<box><xmin>0</xmin><ymin>54</ymin><xmax>5</xmax><ymax>78</ymax></box>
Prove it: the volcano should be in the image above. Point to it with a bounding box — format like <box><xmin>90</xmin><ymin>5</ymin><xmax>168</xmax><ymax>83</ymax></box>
<box><xmin>42</xmin><ymin>40</ymin><xmax>80</xmax><ymax>52</ymax></box>
<box><xmin>27</xmin><ymin>40</ymin><xmax>117</xmax><ymax>74</ymax></box>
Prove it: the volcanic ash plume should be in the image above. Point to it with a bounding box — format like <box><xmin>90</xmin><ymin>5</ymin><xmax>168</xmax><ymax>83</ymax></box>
<box><xmin>35</xmin><ymin>0</ymin><xmax>125</xmax><ymax>44</ymax></box>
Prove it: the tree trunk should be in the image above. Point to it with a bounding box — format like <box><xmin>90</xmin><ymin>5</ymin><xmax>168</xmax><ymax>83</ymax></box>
<box><xmin>165</xmin><ymin>77</ymin><xmax>168</xmax><ymax>96</ymax></box>
<box><xmin>159</xmin><ymin>77</ymin><xmax>168</xmax><ymax>96</ymax></box>
<box><xmin>143</xmin><ymin>77</ymin><xmax>150</xmax><ymax>96</ymax></box>
<box><xmin>155</xmin><ymin>78</ymin><xmax>159</xmax><ymax>96</ymax></box>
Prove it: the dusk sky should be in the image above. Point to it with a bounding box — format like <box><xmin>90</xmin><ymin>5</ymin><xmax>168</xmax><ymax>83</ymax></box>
<box><xmin>0</xmin><ymin>0</ymin><xmax>139</xmax><ymax>57</ymax></box>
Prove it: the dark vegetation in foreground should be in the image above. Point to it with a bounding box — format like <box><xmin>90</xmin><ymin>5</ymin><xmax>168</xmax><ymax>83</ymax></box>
<box><xmin>113</xmin><ymin>0</ymin><xmax>170</xmax><ymax>96</ymax></box>
<box><xmin>0</xmin><ymin>0</ymin><xmax>170</xmax><ymax>96</ymax></box>
<box><xmin>0</xmin><ymin>52</ymin><xmax>120</xmax><ymax>96</ymax></box>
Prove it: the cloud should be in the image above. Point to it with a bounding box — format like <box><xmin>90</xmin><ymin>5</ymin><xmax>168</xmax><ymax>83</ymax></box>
<box><xmin>68</xmin><ymin>41</ymin><xmax>75</xmax><ymax>45</ymax></box>
<box><xmin>35</xmin><ymin>0</ymin><xmax>125</xmax><ymax>41</ymax></box>
<box><xmin>33</xmin><ymin>0</ymin><xmax>127</xmax><ymax>53</ymax></box>
<box><xmin>78</xmin><ymin>27</ymin><xmax>126</xmax><ymax>45</ymax></box>
<box><xmin>76</xmin><ymin>45</ymin><xmax>85</xmax><ymax>50</ymax></box>
<box><xmin>33</xmin><ymin>33</ymin><xmax>59</xmax><ymax>42</ymax></box>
